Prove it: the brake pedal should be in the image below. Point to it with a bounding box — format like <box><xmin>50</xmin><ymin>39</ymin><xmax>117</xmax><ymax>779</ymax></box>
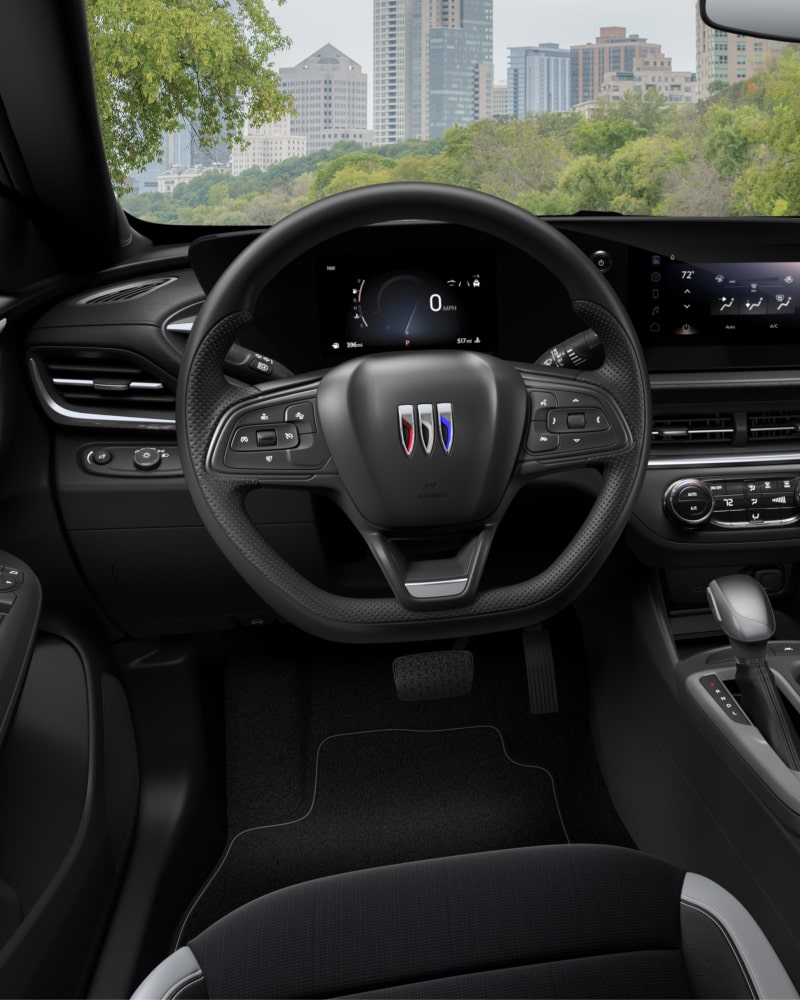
<box><xmin>392</xmin><ymin>649</ymin><xmax>474</xmax><ymax>701</ymax></box>
<box><xmin>523</xmin><ymin>627</ymin><xmax>559</xmax><ymax>715</ymax></box>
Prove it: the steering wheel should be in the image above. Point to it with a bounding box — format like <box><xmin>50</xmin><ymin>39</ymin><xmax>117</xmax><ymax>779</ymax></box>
<box><xmin>177</xmin><ymin>183</ymin><xmax>650</xmax><ymax>643</ymax></box>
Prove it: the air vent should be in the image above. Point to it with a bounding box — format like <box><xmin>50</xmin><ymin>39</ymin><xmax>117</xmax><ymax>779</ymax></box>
<box><xmin>80</xmin><ymin>277</ymin><xmax>176</xmax><ymax>305</ymax></box>
<box><xmin>29</xmin><ymin>349</ymin><xmax>176</xmax><ymax>429</ymax></box>
<box><xmin>651</xmin><ymin>414</ymin><xmax>735</xmax><ymax>446</ymax></box>
<box><xmin>748</xmin><ymin>410</ymin><xmax>800</xmax><ymax>443</ymax></box>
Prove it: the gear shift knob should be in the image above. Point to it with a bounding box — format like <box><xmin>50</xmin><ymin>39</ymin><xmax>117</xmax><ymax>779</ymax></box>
<box><xmin>706</xmin><ymin>575</ymin><xmax>800</xmax><ymax>770</ymax></box>
<box><xmin>706</xmin><ymin>575</ymin><xmax>775</xmax><ymax>662</ymax></box>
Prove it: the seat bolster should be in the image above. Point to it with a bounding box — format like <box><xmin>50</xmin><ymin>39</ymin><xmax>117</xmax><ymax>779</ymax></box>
<box><xmin>681</xmin><ymin>872</ymin><xmax>798</xmax><ymax>1000</ymax></box>
<box><xmin>131</xmin><ymin>945</ymin><xmax>208</xmax><ymax>1000</ymax></box>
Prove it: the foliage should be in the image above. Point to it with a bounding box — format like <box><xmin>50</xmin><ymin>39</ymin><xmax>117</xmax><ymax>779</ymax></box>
<box><xmin>120</xmin><ymin>47</ymin><xmax>800</xmax><ymax>224</ymax></box>
<box><xmin>88</xmin><ymin>0</ymin><xmax>292</xmax><ymax>191</ymax></box>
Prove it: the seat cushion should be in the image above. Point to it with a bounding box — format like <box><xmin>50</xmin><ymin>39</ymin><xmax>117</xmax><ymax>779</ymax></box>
<box><xmin>133</xmin><ymin>844</ymin><xmax>799</xmax><ymax>999</ymax></box>
<box><xmin>188</xmin><ymin>843</ymin><xmax>690</xmax><ymax>998</ymax></box>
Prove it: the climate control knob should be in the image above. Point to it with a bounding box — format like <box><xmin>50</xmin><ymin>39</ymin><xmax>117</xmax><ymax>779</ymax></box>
<box><xmin>665</xmin><ymin>479</ymin><xmax>714</xmax><ymax>529</ymax></box>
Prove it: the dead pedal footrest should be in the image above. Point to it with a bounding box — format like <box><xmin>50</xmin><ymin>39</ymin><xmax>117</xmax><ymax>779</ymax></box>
<box><xmin>392</xmin><ymin>650</ymin><xmax>474</xmax><ymax>701</ymax></box>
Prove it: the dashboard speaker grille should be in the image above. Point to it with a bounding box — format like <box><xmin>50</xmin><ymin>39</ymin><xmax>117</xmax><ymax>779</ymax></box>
<box><xmin>79</xmin><ymin>277</ymin><xmax>176</xmax><ymax>304</ymax></box>
<box><xmin>651</xmin><ymin>414</ymin><xmax>735</xmax><ymax>446</ymax></box>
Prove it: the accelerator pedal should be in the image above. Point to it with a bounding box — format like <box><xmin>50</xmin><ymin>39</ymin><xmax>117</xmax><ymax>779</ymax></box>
<box><xmin>523</xmin><ymin>627</ymin><xmax>559</xmax><ymax>715</ymax></box>
<box><xmin>392</xmin><ymin>649</ymin><xmax>474</xmax><ymax>701</ymax></box>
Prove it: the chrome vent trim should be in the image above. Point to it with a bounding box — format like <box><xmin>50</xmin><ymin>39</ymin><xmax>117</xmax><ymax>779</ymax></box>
<box><xmin>651</xmin><ymin>414</ymin><xmax>735</xmax><ymax>446</ymax></box>
<box><xmin>748</xmin><ymin>410</ymin><xmax>800</xmax><ymax>443</ymax></box>
<box><xmin>29</xmin><ymin>353</ymin><xmax>176</xmax><ymax>430</ymax></box>
<box><xmin>79</xmin><ymin>276</ymin><xmax>177</xmax><ymax>305</ymax></box>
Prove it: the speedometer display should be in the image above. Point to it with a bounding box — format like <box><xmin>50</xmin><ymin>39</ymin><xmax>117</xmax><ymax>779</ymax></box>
<box><xmin>317</xmin><ymin>250</ymin><xmax>496</xmax><ymax>357</ymax></box>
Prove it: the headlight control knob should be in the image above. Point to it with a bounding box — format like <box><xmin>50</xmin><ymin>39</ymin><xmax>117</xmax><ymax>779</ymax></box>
<box><xmin>665</xmin><ymin>479</ymin><xmax>713</xmax><ymax>528</ymax></box>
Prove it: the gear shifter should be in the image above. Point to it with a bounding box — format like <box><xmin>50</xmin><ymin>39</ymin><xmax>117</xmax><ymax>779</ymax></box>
<box><xmin>707</xmin><ymin>575</ymin><xmax>800</xmax><ymax>769</ymax></box>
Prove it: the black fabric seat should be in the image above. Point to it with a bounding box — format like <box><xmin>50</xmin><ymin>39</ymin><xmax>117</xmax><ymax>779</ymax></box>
<box><xmin>133</xmin><ymin>844</ymin><xmax>798</xmax><ymax>999</ymax></box>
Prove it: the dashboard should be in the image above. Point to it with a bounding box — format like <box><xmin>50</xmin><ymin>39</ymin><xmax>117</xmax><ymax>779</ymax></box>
<box><xmin>20</xmin><ymin>215</ymin><xmax>800</xmax><ymax>635</ymax></box>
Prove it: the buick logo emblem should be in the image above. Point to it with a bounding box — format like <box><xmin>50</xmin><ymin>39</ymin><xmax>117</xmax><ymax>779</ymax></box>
<box><xmin>398</xmin><ymin>403</ymin><xmax>454</xmax><ymax>457</ymax></box>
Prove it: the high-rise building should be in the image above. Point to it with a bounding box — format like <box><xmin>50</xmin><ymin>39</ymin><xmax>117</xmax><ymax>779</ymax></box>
<box><xmin>373</xmin><ymin>0</ymin><xmax>494</xmax><ymax>144</ymax></box>
<box><xmin>279</xmin><ymin>44</ymin><xmax>371</xmax><ymax>154</ymax></box>
<box><xmin>425</xmin><ymin>0</ymin><xmax>493</xmax><ymax>139</ymax></box>
<box><xmin>373</xmin><ymin>0</ymin><xmax>418</xmax><ymax>145</ymax></box>
<box><xmin>571</xmin><ymin>27</ymin><xmax>665</xmax><ymax>107</ymax></box>
<box><xmin>695</xmin><ymin>4</ymin><xmax>786</xmax><ymax>100</ymax></box>
<box><xmin>507</xmin><ymin>44</ymin><xmax>571</xmax><ymax>118</ymax></box>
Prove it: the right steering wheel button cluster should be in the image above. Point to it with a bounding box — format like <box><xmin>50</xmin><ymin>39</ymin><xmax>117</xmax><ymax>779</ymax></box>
<box><xmin>526</xmin><ymin>387</ymin><xmax>618</xmax><ymax>457</ymax></box>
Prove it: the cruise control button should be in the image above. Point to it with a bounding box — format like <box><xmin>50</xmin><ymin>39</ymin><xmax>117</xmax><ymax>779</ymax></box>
<box><xmin>526</xmin><ymin>428</ymin><xmax>559</xmax><ymax>453</ymax></box>
<box><xmin>231</xmin><ymin>428</ymin><xmax>260</xmax><ymax>451</ymax></box>
<box><xmin>284</xmin><ymin>402</ymin><xmax>317</xmax><ymax>434</ymax></box>
<box><xmin>242</xmin><ymin>408</ymin><xmax>283</xmax><ymax>425</ymax></box>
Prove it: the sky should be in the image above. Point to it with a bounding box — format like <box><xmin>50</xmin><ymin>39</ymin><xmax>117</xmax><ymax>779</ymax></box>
<box><xmin>271</xmin><ymin>0</ymin><xmax>699</xmax><ymax>81</ymax></box>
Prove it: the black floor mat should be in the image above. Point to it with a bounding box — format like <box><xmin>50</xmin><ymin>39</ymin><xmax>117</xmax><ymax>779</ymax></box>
<box><xmin>176</xmin><ymin>725</ymin><xmax>567</xmax><ymax>944</ymax></box>
<box><xmin>176</xmin><ymin>619</ymin><xmax>633</xmax><ymax>945</ymax></box>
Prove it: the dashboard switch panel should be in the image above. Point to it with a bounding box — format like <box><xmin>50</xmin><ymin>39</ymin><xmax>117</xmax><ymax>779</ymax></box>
<box><xmin>82</xmin><ymin>445</ymin><xmax>182</xmax><ymax>477</ymax></box>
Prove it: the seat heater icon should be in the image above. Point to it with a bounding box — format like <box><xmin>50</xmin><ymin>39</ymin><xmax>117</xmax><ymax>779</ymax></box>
<box><xmin>399</xmin><ymin>404</ymin><xmax>454</xmax><ymax>457</ymax></box>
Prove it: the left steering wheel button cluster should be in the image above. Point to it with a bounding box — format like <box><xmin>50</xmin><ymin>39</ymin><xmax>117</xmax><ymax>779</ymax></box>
<box><xmin>224</xmin><ymin>399</ymin><xmax>331</xmax><ymax>473</ymax></box>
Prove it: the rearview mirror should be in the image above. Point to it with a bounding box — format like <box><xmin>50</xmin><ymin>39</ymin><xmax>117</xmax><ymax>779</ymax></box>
<box><xmin>701</xmin><ymin>0</ymin><xmax>800</xmax><ymax>41</ymax></box>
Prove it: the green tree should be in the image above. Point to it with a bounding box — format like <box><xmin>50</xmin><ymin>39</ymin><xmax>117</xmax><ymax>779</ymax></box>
<box><xmin>88</xmin><ymin>0</ymin><xmax>293</xmax><ymax>191</ymax></box>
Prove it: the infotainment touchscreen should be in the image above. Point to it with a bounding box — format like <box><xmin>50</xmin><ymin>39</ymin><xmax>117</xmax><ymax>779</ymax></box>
<box><xmin>316</xmin><ymin>250</ymin><xmax>496</xmax><ymax>359</ymax></box>
<box><xmin>632</xmin><ymin>253</ymin><xmax>800</xmax><ymax>370</ymax></box>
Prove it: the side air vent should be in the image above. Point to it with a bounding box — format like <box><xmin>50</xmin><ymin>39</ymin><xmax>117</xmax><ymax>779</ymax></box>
<box><xmin>79</xmin><ymin>277</ymin><xmax>177</xmax><ymax>305</ymax></box>
<box><xmin>651</xmin><ymin>414</ymin><xmax>735</xmax><ymax>446</ymax></box>
<box><xmin>748</xmin><ymin>410</ymin><xmax>800</xmax><ymax>443</ymax></box>
<box><xmin>29</xmin><ymin>349</ymin><xmax>176</xmax><ymax>429</ymax></box>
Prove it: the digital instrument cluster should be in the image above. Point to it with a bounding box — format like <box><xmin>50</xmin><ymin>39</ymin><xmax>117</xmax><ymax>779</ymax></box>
<box><xmin>316</xmin><ymin>250</ymin><xmax>497</xmax><ymax>358</ymax></box>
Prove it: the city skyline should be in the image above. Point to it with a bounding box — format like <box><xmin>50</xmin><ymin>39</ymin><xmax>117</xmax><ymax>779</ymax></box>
<box><xmin>273</xmin><ymin>0</ymin><xmax>698</xmax><ymax>85</ymax></box>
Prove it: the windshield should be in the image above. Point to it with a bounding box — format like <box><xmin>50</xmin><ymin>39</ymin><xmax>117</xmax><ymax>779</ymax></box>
<box><xmin>94</xmin><ymin>0</ymin><xmax>796</xmax><ymax>224</ymax></box>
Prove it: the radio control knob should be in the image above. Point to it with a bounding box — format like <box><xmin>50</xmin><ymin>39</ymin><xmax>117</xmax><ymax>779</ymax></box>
<box><xmin>665</xmin><ymin>479</ymin><xmax>713</xmax><ymax>528</ymax></box>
